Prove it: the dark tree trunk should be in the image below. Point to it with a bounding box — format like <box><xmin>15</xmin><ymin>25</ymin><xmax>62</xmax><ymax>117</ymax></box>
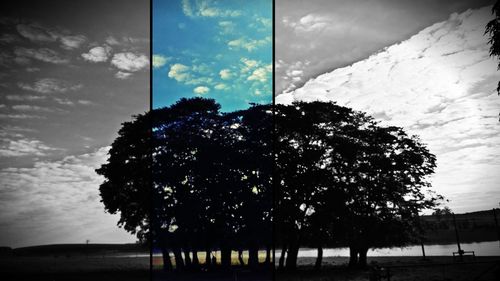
<box><xmin>183</xmin><ymin>248</ymin><xmax>192</xmax><ymax>268</ymax></box>
<box><xmin>238</xmin><ymin>249</ymin><xmax>245</xmax><ymax>266</ymax></box>
<box><xmin>348</xmin><ymin>246</ymin><xmax>358</xmax><ymax>268</ymax></box>
<box><xmin>358</xmin><ymin>247</ymin><xmax>368</xmax><ymax>268</ymax></box>
<box><xmin>173</xmin><ymin>247</ymin><xmax>185</xmax><ymax>271</ymax></box>
<box><xmin>248</xmin><ymin>244</ymin><xmax>259</xmax><ymax>268</ymax></box>
<box><xmin>314</xmin><ymin>246</ymin><xmax>323</xmax><ymax>270</ymax></box>
<box><xmin>205</xmin><ymin>249</ymin><xmax>211</xmax><ymax>267</ymax></box>
<box><xmin>192</xmin><ymin>250</ymin><xmax>200</xmax><ymax>267</ymax></box>
<box><xmin>221</xmin><ymin>246</ymin><xmax>232</xmax><ymax>268</ymax></box>
<box><xmin>285</xmin><ymin>245</ymin><xmax>299</xmax><ymax>270</ymax></box>
<box><xmin>161</xmin><ymin>248</ymin><xmax>173</xmax><ymax>272</ymax></box>
<box><xmin>278</xmin><ymin>245</ymin><xmax>287</xmax><ymax>270</ymax></box>
<box><xmin>265</xmin><ymin>245</ymin><xmax>271</xmax><ymax>265</ymax></box>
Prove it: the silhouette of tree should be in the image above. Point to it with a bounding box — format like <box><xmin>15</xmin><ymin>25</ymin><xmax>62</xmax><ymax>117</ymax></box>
<box><xmin>336</xmin><ymin>125</ymin><xmax>441</xmax><ymax>268</ymax></box>
<box><xmin>96</xmin><ymin>112</ymin><xmax>152</xmax><ymax>243</ymax></box>
<box><xmin>275</xmin><ymin>101</ymin><xmax>365</xmax><ymax>270</ymax></box>
<box><xmin>98</xmin><ymin>97</ymin><xmax>440</xmax><ymax>272</ymax></box>
<box><xmin>486</xmin><ymin>0</ymin><xmax>500</xmax><ymax>94</ymax></box>
<box><xmin>274</xmin><ymin>101</ymin><xmax>441</xmax><ymax>269</ymax></box>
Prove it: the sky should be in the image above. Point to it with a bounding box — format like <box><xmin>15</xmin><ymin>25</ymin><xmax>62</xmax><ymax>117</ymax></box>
<box><xmin>276</xmin><ymin>0</ymin><xmax>496</xmax><ymax>95</ymax></box>
<box><xmin>277</xmin><ymin>5</ymin><xmax>500</xmax><ymax>214</ymax></box>
<box><xmin>0</xmin><ymin>0</ymin><xmax>149</xmax><ymax>247</ymax></box>
<box><xmin>153</xmin><ymin>0</ymin><xmax>272</xmax><ymax>112</ymax></box>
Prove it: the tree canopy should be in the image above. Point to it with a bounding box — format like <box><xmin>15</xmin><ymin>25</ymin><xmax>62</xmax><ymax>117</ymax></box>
<box><xmin>97</xmin><ymin>98</ymin><xmax>441</xmax><ymax>271</ymax></box>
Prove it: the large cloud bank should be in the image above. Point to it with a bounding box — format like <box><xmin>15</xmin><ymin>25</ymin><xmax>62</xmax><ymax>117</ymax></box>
<box><xmin>277</xmin><ymin>6</ymin><xmax>500</xmax><ymax>213</ymax></box>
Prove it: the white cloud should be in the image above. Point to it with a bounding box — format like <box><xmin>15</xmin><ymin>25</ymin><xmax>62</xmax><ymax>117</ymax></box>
<box><xmin>110</xmin><ymin>52</ymin><xmax>149</xmax><ymax>72</ymax></box>
<box><xmin>12</xmin><ymin>105</ymin><xmax>55</xmax><ymax>113</ymax></box>
<box><xmin>277</xmin><ymin>6</ymin><xmax>500</xmax><ymax>213</ymax></box>
<box><xmin>219</xmin><ymin>68</ymin><xmax>233</xmax><ymax>80</ymax></box>
<box><xmin>182</xmin><ymin>0</ymin><xmax>241</xmax><ymax>18</ymax></box>
<box><xmin>278</xmin><ymin>60</ymin><xmax>310</xmax><ymax>94</ymax></box>
<box><xmin>214</xmin><ymin>83</ymin><xmax>228</xmax><ymax>90</ymax></box>
<box><xmin>248</xmin><ymin>65</ymin><xmax>272</xmax><ymax>83</ymax></box>
<box><xmin>115</xmin><ymin>71</ymin><xmax>132</xmax><ymax>79</ymax></box>
<box><xmin>219</xmin><ymin>21</ymin><xmax>235</xmax><ymax>34</ymax></box>
<box><xmin>182</xmin><ymin>0</ymin><xmax>194</xmax><ymax>17</ymax></box>
<box><xmin>167</xmin><ymin>63</ymin><xmax>214</xmax><ymax>86</ymax></box>
<box><xmin>228</xmin><ymin>36</ymin><xmax>270</xmax><ymax>52</ymax></box>
<box><xmin>193</xmin><ymin>86</ymin><xmax>210</xmax><ymax>94</ymax></box>
<box><xmin>18</xmin><ymin>78</ymin><xmax>82</xmax><ymax>94</ymax></box>
<box><xmin>152</xmin><ymin>54</ymin><xmax>170</xmax><ymax>68</ymax></box>
<box><xmin>6</xmin><ymin>95</ymin><xmax>46</xmax><ymax>101</ymax></box>
<box><xmin>0</xmin><ymin>138</ymin><xmax>55</xmax><ymax>157</ymax></box>
<box><xmin>81</xmin><ymin>46</ymin><xmax>112</xmax><ymax>63</ymax></box>
<box><xmin>0</xmin><ymin>114</ymin><xmax>45</xmax><ymax>119</ymax></box>
<box><xmin>54</xmin><ymin>98</ymin><xmax>74</xmax><ymax>106</ymax></box>
<box><xmin>283</xmin><ymin>14</ymin><xmax>331</xmax><ymax>33</ymax></box>
<box><xmin>168</xmin><ymin>63</ymin><xmax>191</xmax><ymax>82</ymax></box>
<box><xmin>240</xmin><ymin>58</ymin><xmax>259</xmax><ymax>73</ymax></box>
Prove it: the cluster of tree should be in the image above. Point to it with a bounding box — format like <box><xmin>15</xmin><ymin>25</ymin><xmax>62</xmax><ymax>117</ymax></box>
<box><xmin>96</xmin><ymin>98</ymin><xmax>441</xmax><ymax>272</ymax></box>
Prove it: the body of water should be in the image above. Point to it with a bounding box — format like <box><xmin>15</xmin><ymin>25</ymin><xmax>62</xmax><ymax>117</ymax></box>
<box><xmin>298</xmin><ymin>241</ymin><xmax>500</xmax><ymax>257</ymax></box>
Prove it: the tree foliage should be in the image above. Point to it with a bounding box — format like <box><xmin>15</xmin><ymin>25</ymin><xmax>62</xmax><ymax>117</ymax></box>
<box><xmin>486</xmin><ymin>0</ymin><xmax>500</xmax><ymax>94</ymax></box>
<box><xmin>97</xmin><ymin>98</ymin><xmax>441</xmax><ymax>271</ymax></box>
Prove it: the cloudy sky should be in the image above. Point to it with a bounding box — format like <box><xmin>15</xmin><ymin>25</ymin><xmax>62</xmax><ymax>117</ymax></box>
<box><xmin>0</xmin><ymin>0</ymin><xmax>148</xmax><ymax>247</ymax></box>
<box><xmin>276</xmin><ymin>0</ymin><xmax>495</xmax><ymax>95</ymax></box>
<box><xmin>277</xmin><ymin>3</ymin><xmax>500</xmax><ymax>213</ymax></box>
<box><xmin>153</xmin><ymin>0</ymin><xmax>272</xmax><ymax>111</ymax></box>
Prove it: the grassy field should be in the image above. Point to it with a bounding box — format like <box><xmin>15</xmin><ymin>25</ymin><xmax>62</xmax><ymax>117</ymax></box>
<box><xmin>1</xmin><ymin>251</ymin><xmax>499</xmax><ymax>280</ymax></box>
<box><xmin>0</xmin><ymin>256</ymin><xmax>150</xmax><ymax>281</ymax></box>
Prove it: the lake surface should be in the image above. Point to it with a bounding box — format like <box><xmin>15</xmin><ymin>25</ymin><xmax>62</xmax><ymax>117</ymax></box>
<box><xmin>297</xmin><ymin>241</ymin><xmax>500</xmax><ymax>257</ymax></box>
<box><xmin>138</xmin><ymin>241</ymin><xmax>500</xmax><ymax>259</ymax></box>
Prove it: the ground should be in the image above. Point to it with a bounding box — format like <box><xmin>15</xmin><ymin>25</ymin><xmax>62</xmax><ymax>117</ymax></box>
<box><xmin>278</xmin><ymin>256</ymin><xmax>500</xmax><ymax>281</ymax></box>
<box><xmin>1</xmin><ymin>255</ymin><xmax>499</xmax><ymax>280</ymax></box>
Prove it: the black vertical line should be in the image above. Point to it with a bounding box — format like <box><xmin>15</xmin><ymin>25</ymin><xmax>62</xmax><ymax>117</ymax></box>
<box><xmin>272</xmin><ymin>0</ymin><xmax>276</xmax><ymax>280</ymax></box>
<box><xmin>149</xmin><ymin>0</ymin><xmax>153</xmax><ymax>280</ymax></box>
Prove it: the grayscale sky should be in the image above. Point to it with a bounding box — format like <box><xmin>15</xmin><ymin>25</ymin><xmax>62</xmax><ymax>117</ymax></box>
<box><xmin>277</xmin><ymin>2</ymin><xmax>500</xmax><ymax>213</ymax></box>
<box><xmin>0</xmin><ymin>0</ymin><xmax>149</xmax><ymax>247</ymax></box>
<box><xmin>276</xmin><ymin>0</ymin><xmax>495</xmax><ymax>95</ymax></box>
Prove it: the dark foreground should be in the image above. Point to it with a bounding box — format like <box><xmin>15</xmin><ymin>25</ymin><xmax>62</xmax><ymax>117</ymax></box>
<box><xmin>0</xmin><ymin>256</ymin><xmax>150</xmax><ymax>281</ymax></box>
<box><xmin>1</xmin><ymin>256</ymin><xmax>499</xmax><ymax>280</ymax></box>
<box><xmin>278</xmin><ymin>256</ymin><xmax>500</xmax><ymax>281</ymax></box>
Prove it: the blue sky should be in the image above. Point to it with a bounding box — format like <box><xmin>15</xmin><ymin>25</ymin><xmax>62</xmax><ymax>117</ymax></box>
<box><xmin>153</xmin><ymin>0</ymin><xmax>272</xmax><ymax>112</ymax></box>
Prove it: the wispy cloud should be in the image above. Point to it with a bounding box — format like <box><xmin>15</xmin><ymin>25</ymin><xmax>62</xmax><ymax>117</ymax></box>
<box><xmin>18</xmin><ymin>78</ymin><xmax>82</xmax><ymax>94</ymax></box>
<box><xmin>0</xmin><ymin>147</ymin><xmax>134</xmax><ymax>247</ymax></box>
<box><xmin>227</xmin><ymin>36</ymin><xmax>270</xmax><ymax>52</ymax></box>
<box><xmin>16</xmin><ymin>23</ymin><xmax>57</xmax><ymax>42</ymax></box>
<box><xmin>182</xmin><ymin>0</ymin><xmax>242</xmax><ymax>18</ymax></box>
<box><xmin>0</xmin><ymin>138</ymin><xmax>56</xmax><ymax>157</ymax></box>
<box><xmin>16</xmin><ymin>22</ymin><xmax>87</xmax><ymax>49</ymax></box>
<box><xmin>14</xmin><ymin>47</ymin><xmax>68</xmax><ymax>64</ymax></box>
